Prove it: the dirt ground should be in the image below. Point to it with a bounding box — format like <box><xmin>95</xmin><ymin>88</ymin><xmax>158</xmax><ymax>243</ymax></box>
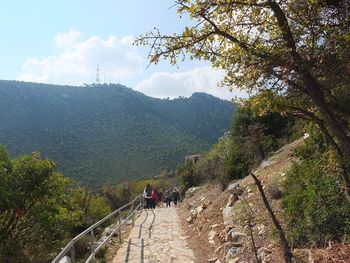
<box><xmin>178</xmin><ymin>184</ymin><xmax>230</xmax><ymax>263</ymax></box>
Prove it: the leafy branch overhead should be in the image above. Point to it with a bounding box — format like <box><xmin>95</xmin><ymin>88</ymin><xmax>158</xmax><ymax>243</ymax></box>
<box><xmin>136</xmin><ymin>0</ymin><xmax>350</xmax><ymax>200</ymax></box>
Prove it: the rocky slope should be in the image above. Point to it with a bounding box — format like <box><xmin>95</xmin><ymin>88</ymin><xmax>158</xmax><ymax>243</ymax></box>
<box><xmin>179</xmin><ymin>138</ymin><xmax>350</xmax><ymax>263</ymax></box>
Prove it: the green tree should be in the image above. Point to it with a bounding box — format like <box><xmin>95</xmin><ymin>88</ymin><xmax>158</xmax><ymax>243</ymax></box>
<box><xmin>136</xmin><ymin>0</ymin><xmax>350</xmax><ymax>199</ymax></box>
<box><xmin>177</xmin><ymin>162</ymin><xmax>199</xmax><ymax>190</ymax></box>
<box><xmin>0</xmin><ymin>147</ymin><xmax>72</xmax><ymax>262</ymax></box>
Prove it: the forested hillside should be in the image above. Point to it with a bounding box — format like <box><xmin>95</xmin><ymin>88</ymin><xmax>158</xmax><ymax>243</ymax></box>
<box><xmin>0</xmin><ymin>80</ymin><xmax>235</xmax><ymax>186</ymax></box>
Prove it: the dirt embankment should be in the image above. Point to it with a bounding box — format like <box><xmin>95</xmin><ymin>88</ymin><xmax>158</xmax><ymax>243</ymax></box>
<box><xmin>178</xmin><ymin>138</ymin><xmax>350</xmax><ymax>263</ymax></box>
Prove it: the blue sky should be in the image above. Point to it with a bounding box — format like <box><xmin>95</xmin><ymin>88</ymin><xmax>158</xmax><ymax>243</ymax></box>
<box><xmin>0</xmin><ymin>0</ymin><xmax>241</xmax><ymax>99</ymax></box>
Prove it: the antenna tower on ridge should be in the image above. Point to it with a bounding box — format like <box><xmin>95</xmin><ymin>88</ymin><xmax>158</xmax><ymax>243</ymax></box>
<box><xmin>96</xmin><ymin>65</ymin><xmax>101</xmax><ymax>85</ymax></box>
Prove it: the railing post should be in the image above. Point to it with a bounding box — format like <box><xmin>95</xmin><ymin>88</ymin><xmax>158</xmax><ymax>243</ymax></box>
<box><xmin>139</xmin><ymin>194</ymin><xmax>142</xmax><ymax>210</ymax></box>
<box><xmin>118</xmin><ymin>210</ymin><xmax>122</xmax><ymax>244</ymax></box>
<box><xmin>90</xmin><ymin>229</ymin><xmax>96</xmax><ymax>262</ymax></box>
<box><xmin>131</xmin><ymin>201</ymin><xmax>135</xmax><ymax>227</ymax></box>
<box><xmin>70</xmin><ymin>245</ymin><xmax>76</xmax><ymax>263</ymax></box>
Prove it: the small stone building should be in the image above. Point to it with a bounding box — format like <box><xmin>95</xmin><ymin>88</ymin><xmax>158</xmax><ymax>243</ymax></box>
<box><xmin>185</xmin><ymin>154</ymin><xmax>201</xmax><ymax>165</ymax></box>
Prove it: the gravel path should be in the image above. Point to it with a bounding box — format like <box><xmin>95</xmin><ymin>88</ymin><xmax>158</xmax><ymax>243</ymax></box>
<box><xmin>112</xmin><ymin>206</ymin><xmax>196</xmax><ymax>263</ymax></box>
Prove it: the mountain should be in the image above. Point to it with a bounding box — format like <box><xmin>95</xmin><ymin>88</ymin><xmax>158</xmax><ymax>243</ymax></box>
<box><xmin>0</xmin><ymin>80</ymin><xmax>235</xmax><ymax>186</ymax></box>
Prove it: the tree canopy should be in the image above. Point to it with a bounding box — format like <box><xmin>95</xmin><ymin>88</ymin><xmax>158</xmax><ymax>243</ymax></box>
<box><xmin>136</xmin><ymin>0</ymin><xmax>350</xmax><ymax>199</ymax></box>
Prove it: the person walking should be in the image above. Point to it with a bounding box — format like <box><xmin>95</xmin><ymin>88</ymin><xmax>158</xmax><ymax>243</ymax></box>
<box><xmin>157</xmin><ymin>188</ymin><xmax>163</xmax><ymax>207</ymax></box>
<box><xmin>164</xmin><ymin>188</ymin><xmax>172</xmax><ymax>207</ymax></box>
<box><xmin>173</xmin><ymin>187</ymin><xmax>180</xmax><ymax>206</ymax></box>
<box><xmin>151</xmin><ymin>187</ymin><xmax>158</xmax><ymax>209</ymax></box>
<box><xmin>143</xmin><ymin>183</ymin><xmax>152</xmax><ymax>209</ymax></box>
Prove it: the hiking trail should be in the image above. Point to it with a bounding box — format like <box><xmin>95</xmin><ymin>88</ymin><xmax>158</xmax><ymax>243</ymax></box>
<box><xmin>112</xmin><ymin>206</ymin><xmax>195</xmax><ymax>263</ymax></box>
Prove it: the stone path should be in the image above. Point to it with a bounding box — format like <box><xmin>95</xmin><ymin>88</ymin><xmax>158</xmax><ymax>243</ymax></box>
<box><xmin>112</xmin><ymin>207</ymin><xmax>196</xmax><ymax>263</ymax></box>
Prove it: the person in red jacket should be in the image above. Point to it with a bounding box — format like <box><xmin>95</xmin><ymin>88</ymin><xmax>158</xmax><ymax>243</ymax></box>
<box><xmin>151</xmin><ymin>187</ymin><xmax>158</xmax><ymax>209</ymax></box>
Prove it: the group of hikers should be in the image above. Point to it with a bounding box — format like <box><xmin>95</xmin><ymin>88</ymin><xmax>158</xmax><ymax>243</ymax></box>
<box><xmin>143</xmin><ymin>183</ymin><xmax>180</xmax><ymax>209</ymax></box>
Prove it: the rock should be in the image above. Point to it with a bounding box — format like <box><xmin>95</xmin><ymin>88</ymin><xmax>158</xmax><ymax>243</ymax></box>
<box><xmin>214</xmin><ymin>260</ymin><xmax>221</xmax><ymax>263</ymax></box>
<box><xmin>202</xmin><ymin>200</ymin><xmax>211</xmax><ymax>209</ymax></box>
<box><xmin>226</xmin><ymin>194</ymin><xmax>236</xmax><ymax>207</ymax></box>
<box><xmin>258</xmin><ymin>247</ymin><xmax>272</xmax><ymax>263</ymax></box>
<box><xmin>228</xmin><ymin>257</ymin><xmax>240</xmax><ymax>263</ymax></box>
<box><xmin>209</xmin><ymin>230</ymin><xmax>216</xmax><ymax>238</ymax></box>
<box><xmin>58</xmin><ymin>256</ymin><xmax>71</xmax><ymax>263</ymax></box>
<box><xmin>227</xmin><ymin>230</ymin><xmax>247</xmax><ymax>244</ymax></box>
<box><xmin>185</xmin><ymin>186</ymin><xmax>201</xmax><ymax>197</ymax></box>
<box><xmin>258</xmin><ymin>224</ymin><xmax>266</xmax><ymax>235</ymax></box>
<box><xmin>215</xmin><ymin>245</ymin><xmax>223</xmax><ymax>253</ymax></box>
<box><xmin>261</xmin><ymin>160</ymin><xmax>273</xmax><ymax>169</ymax></box>
<box><xmin>211</xmin><ymin>224</ymin><xmax>220</xmax><ymax>229</ymax></box>
<box><xmin>208</xmin><ymin>257</ymin><xmax>218</xmax><ymax>262</ymax></box>
<box><xmin>227</xmin><ymin>183</ymin><xmax>244</xmax><ymax>196</ymax></box>
<box><xmin>104</xmin><ymin>226</ymin><xmax>112</xmax><ymax>236</ymax></box>
<box><xmin>186</xmin><ymin>216</ymin><xmax>194</xmax><ymax>224</ymax></box>
<box><xmin>195</xmin><ymin>205</ymin><xmax>204</xmax><ymax>214</ymax></box>
<box><xmin>222</xmin><ymin>206</ymin><xmax>234</xmax><ymax>227</ymax></box>
<box><xmin>226</xmin><ymin>247</ymin><xmax>239</xmax><ymax>262</ymax></box>
<box><xmin>103</xmin><ymin>225</ymin><xmax>119</xmax><ymax>237</ymax></box>
<box><xmin>224</xmin><ymin>242</ymin><xmax>239</xmax><ymax>252</ymax></box>
<box><xmin>208</xmin><ymin>230</ymin><xmax>216</xmax><ymax>245</ymax></box>
<box><xmin>219</xmin><ymin>229</ymin><xmax>226</xmax><ymax>242</ymax></box>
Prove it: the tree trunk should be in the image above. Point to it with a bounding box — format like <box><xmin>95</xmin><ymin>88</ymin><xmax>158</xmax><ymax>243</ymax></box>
<box><xmin>270</xmin><ymin>0</ymin><xmax>350</xmax><ymax>161</ymax></box>
<box><xmin>250</xmin><ymin>172</ymin><xmax>293</xmax><ymax>263</ymax></box>
<box><xmin>301</xmin><ymin>73</ymin><xmax>350</xmax><ymax>161</ymax></box>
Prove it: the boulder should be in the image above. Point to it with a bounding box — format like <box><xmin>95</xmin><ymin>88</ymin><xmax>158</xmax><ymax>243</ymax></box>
<box><xmin>226</xmin><ymin>183</ymin><xmax>244</xmax><ymax>196</ymax></box>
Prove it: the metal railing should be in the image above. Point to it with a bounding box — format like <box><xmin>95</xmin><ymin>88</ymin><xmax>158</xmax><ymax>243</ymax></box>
<box><xmin>52</xmin><ymin>194</ymin><xmax>143</xmax><ymax>263</ymax></box>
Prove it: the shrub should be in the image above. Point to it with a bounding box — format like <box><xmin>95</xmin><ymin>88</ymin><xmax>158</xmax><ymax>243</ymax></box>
<box><xmin>177</xmin><ymin>162</ymin><xmax>200</xmax><ymax>191</ymax></box>
<box><xmin>282</xmin><ymin>159</ymin><xmax>350</xmax><ymax>247</ymax></box>
<box><xmin>267</xmin><ymin>181</ymin><xmax>283</xmax><ymax>200</ymax></box>
<box><xmin>223</xmin><ymin>142</ymin><xmax>250</xmax><ymax>184</ymax></box>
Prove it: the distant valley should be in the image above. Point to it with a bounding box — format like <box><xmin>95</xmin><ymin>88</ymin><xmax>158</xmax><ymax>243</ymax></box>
<box><xmin>0</xmin><ymin>80</ymin><xmax>235</xmax><ymax>186</ymax></box>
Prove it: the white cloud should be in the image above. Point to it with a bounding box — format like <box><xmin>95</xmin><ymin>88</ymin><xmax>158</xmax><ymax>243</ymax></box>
<box><xmin>135</xmin><ymin>67</ymin><xmax>246</xmax><ymax>100</ymax></box>
<box><xmin>18</xmin><ymin>30</ymin><xmax>143</xmax><ymax>85</ymax></box>
<box><xmin>54</xmin><ymin>29</ymin><xmax>83</xmax><ymax>48</ymax></box>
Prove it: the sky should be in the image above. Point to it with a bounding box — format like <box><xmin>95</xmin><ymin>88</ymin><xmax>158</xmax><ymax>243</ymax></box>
<box><xmin>0</xmin><ymin>0</ymin><xmax>244</xmax><ymax>100</ymax></box>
